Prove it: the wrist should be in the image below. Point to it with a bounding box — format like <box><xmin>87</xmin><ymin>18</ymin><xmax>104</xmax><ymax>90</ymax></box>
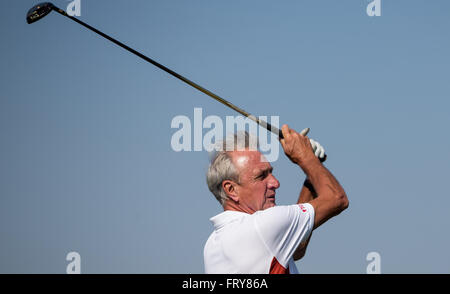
<box><xmin>296</xmin><ymin>155</ymin><xmax>321</xmax><ymax>174</ymax></box>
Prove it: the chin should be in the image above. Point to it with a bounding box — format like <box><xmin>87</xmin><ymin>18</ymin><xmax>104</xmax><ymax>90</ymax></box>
<box><xmin>264</xmin><ymin>202</ymin><xmax>276</xmax><ymax>209</ymax></box>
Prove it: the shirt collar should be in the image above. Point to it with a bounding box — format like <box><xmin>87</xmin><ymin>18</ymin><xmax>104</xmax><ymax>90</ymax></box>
<box><xmin>210</xmin><ymin>210</ymin><xmax>248</xmax><ymax>231</ymax></box>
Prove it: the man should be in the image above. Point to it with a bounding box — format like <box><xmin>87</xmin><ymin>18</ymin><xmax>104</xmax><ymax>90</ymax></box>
<box><xmin>204</xmin><ymin>125</ymin><xmax>348</xmax><ymax>274</ymax></box>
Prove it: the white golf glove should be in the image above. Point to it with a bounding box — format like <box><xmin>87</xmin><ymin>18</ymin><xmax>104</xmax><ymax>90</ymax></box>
<box><xmin>309</xmin><ymin>138</ymin><xmax>325</xmax><ymax>160</ymax></box>
<box><xmin>299</xmin><ymin>128</ymin><xmax>326</xmax><ymax>161</ymax></box>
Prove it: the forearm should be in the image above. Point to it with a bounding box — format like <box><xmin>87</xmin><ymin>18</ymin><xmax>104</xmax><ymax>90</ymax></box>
<box><xmin>297</xmin><ymin>178</ymin><xmax>317</xmax><ymax>204</ymax></box>
<box><xmin>294</xmin><ymin>179</ymin><xmax>317</xmax><ymax>260</ymax></box>
<box><xmin>299</xmin><ymin>157</ymin><xmax>346</xmax><ymax>204</ymax></box>
<box><xmin>298</xmin><ymin>156</ymin><xmax>348</xmax><ymax>228</ymax></box>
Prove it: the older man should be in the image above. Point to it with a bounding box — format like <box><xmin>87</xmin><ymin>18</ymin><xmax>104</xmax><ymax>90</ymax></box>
<box><xmin>204</xmin><ymin>125</ymin><xmax>348</xmax><ymax>274</ymax></box>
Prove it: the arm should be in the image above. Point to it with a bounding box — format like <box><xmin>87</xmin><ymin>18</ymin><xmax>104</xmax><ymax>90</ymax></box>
<box><xmin>293</xmin><ymin>179</ymin><xmax>316</xmax><ymax>260</ymax></box>
<box><xmin>303</xmin><ymin>158</ymin><xmax>348</xmax><ymax>229</ymax></box>
<box><xmin>280</xmin><ymin>125</ymin><xmax>349</xmax><ymax>230</ymax></box>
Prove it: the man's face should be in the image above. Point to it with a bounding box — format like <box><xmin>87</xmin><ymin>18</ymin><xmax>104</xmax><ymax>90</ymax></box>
<box><xmin>228</xmin><ymin>150</ymin><xmax>280</xmax><ymax>213</ymax></box>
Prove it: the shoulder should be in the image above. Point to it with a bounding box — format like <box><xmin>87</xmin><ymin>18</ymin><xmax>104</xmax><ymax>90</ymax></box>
<box><xmin>253</xmin><ymin>204</ymin><xmax>315</xmax><ymax>233</ymax></box>
<box><xmin>254</xmin><ymin>204</ymin><xmax>313</xmax><ymax>221</ymax></box>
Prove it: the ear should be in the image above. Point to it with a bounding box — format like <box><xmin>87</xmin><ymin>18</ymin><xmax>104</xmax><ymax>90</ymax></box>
<box><xmin>222</xmin><ymin>180</ymin><xmax>239</xmax><ymax>203</ymax></box>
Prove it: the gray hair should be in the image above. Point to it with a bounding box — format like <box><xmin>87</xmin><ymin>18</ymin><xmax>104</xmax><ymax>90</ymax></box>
<box><xmin>206</xmin><ymin>131</ymin><xmax>259</xmax><ymax>205</ymax></box>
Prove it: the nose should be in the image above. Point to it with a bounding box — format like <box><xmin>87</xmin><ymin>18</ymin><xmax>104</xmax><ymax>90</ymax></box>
<box><xmin>267</xmin><ymin>174</ymin><xmax>280</xmax><ymax>189</ymax></box>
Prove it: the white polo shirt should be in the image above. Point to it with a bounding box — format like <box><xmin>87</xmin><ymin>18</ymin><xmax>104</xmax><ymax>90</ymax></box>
<box><xmin>204</xmin><ymin>203</ymin><xmax>315</xmax><ymax>274</ymax></box>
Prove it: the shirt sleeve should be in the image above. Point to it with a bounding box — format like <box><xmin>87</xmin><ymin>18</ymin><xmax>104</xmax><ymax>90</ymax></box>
<box><xmin>254</xmin><ymin>203</ymin><xmax>315</xmax><ymax>267</ymax></box>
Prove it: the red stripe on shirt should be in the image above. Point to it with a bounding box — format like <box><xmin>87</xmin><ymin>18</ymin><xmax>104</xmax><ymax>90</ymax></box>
<box><xmin>269</xmin><ymin>257</ymin><xmax>290</xmax><ymax>274</ymax></box>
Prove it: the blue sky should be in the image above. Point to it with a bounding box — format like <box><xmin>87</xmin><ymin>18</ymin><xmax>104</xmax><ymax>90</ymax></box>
<box><xmin>0</xmin><ymin>0</ymin><xmax>449</xmax><ymax>273</ymax></box>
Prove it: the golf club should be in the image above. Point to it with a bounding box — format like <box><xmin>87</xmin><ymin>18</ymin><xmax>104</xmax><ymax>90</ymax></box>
<box><xmin>27</xmin><ymin>2</ymin><xmax>327</xmax><ymax>161</ymax></box>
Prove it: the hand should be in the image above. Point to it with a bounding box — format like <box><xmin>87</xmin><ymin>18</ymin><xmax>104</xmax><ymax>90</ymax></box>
<box><xmin>280</xmin><ymin>124</ymin><xmax>317</xmax><ymax>165</ymax></box>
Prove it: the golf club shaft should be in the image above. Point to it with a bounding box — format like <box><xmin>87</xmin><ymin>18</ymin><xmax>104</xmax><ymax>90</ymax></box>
<box><xmin>52</xmin><ymin>6</ymin><xmax>284</xmax><ymax>139</ymax></box>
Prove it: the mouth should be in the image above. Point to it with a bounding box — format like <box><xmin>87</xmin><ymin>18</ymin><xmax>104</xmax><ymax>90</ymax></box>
<box><xmin>266</xmin><ymin>194</ymin><xmax>276</xmax><ymax>202</ymax></box>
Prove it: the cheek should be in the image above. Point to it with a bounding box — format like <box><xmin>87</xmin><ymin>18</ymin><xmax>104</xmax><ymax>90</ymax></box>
<box><xmin>255</xmin><ymin>183</ymin><xmax>268</xmax><ymax>200</ymax></box>
<box><xmin>242</xmin><ymin>182</ymin><xmax>269</xmax><ymax>207</ymax></box>
<box><xmin>243</xmin><ymin>183</ymin><xmax>264</xmax><ymax>201</ymax></box>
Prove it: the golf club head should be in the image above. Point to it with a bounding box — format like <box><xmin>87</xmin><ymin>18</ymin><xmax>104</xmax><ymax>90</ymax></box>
<box><xmin>26</xmin><ymin>2</ymin><xmax>54</xmax><ymax>24</ymax></box>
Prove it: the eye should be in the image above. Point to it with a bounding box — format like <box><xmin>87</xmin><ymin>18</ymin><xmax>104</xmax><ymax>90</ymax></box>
<box><xmin>255</xmin><ymin>167</ymin><xmax>273</xmax><ymax>181</ymax></box>
<box><xmin>256</xmin><ymin>170</ymin><xmax>269</xmax><ymax>180</ymax></box>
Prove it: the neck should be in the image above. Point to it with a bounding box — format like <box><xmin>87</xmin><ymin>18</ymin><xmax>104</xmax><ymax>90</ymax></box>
<box><xmin>223</xmin><ymin>201</ymin><xmax>255</xmax><ymax>214</ymax></box>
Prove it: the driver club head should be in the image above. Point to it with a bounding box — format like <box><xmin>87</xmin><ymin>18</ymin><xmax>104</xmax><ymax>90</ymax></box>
<box><xmin>26</xmin><ymin>2</ymin><xmax>54</xmax><ymax>24</ymax></box>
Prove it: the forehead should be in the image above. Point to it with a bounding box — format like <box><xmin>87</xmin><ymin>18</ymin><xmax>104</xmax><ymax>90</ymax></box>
<box><xmin>229</xmin><ymin>150</ymin><xmax>270</xmax><ymax>174</ymax></box>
